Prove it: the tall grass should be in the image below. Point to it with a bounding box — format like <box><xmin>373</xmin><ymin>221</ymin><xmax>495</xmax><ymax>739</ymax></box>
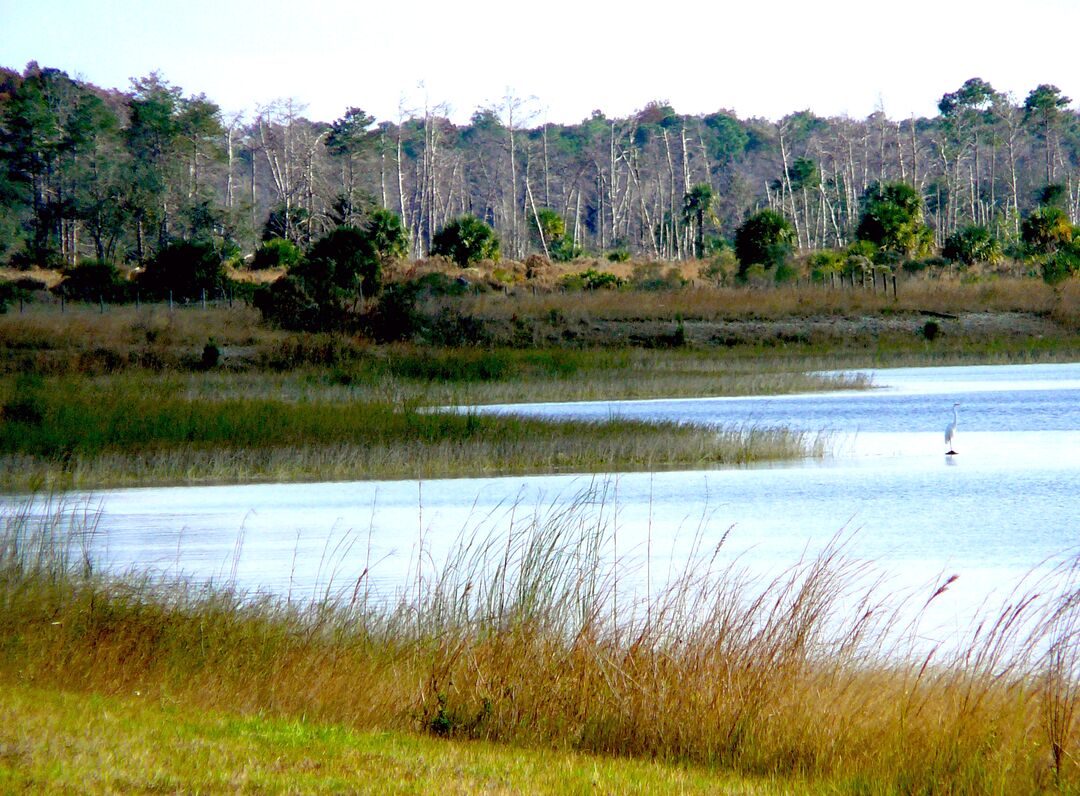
<box><xmin>465</xmin><ymin>276</ymin><xmax>1067</xmax><ymax>321</ymax></box>
<box><xmin>3</xmin><ymin>495</ymin><xmax>1080</xmax><ymax>792</ymax></box>
<box><xmin>4</xmin><ymin>279</ymin><xmax>1078</xmax><ymax>380</ymax></box>
<box><xmin>0</xmin><ymin>375</ymin><xmax>817</xmax><ymax>490</ymax></box>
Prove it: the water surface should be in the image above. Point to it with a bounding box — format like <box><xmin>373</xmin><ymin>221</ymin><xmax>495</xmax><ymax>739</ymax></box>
<box><xmin>10</xmin><ymin>362</ymin><xmax>1080</xmax><ymax>645</ymax></box>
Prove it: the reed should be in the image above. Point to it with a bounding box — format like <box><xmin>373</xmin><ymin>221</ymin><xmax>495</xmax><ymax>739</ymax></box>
<box><xmin>3</xmin><ymin>495</ymin><xmax>1079</xmax><ymax>792</ymax></box>
<box><xmin>0</xmin><ymin>375</ymin><xmax>817</xmax><ymax>490</ymax></box>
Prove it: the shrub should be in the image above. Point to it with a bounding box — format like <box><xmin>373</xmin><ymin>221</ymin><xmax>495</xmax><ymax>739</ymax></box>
<box><xmin>363</xmin><ymin>271</ymin><xmax>480</xmax><ymax>343</ymax></box>
<box><xmin>138</xmin><ymin>240</ymin><xmax>229</xmax><ymax>302</ymax></box>
<box><xmin>305</xmin><ymin>226</ymin><xmax>382</xmax><ymax>298</ymax></box>
<box><xmin>256</xmin><ymin>226</ymin><xmax>383</xmax><ymax>332</ymax></box>
<box><xmin>550</xmin><ymin>237</ymin><xmax>583</xmax><ymax>262</ymax></box>
<box><xmin>1021</xmin><ymin>206</ymin><xmax>1073</xmax><ymax>256</ymax></box>
<box><xmin>431</xmin><ymin>215</ymin><xmax>500</xmax><ymax>267</ymax></box>
<box><xmin>254</xmin><ymin>275</ymin><xmax>323</xmax><ymax>331</ymax></box>
<box><xmin>200</xmin><ymin>338</ymin><xmax>221</xmax><ymax>370</ymax></box>
<box><xmin>808</xmin><ymin>250</ymin><xmax>844</xmax><ymax>283</ymax></box>
<box><xmin>364</xmin><ymin>208</ymin><xmax>409</xmax><ymax>261</ymax></box>
<box><xmin>855</xmin><ymin>181</ymin><xmax>933</xmax><ymax>259</ymax></box>
<box><xmin>251</xmin><ymin>238</ymin><xmax>302</xmax><ymax>270</ymax></box>
<box><xmin>1042</xmin><ymin>247</ymin><xmax>1080</xmax><ymax>285</ymax></box>
<box><xmin>902</xmin><ymin>256</ymin><xmax>949</xmax><ymax>274</ymax></box>
<box><xmin>0</xmin><ymin>279</ymin><xmax>47</xmax><ymax>311</ymax></box>
<box><xmin>57</xmin><ymin>260</ymin><xmax>129</xmax><ymax>302</ymax></box>
<box><xmin>773</xmin><ymin>260</ymin><xmax>798</xmax><ymax>284</ymax></box>
<box><xmin>560</xmin><ymin>268</ymin><xmax>624</xmax><ymax>291</ymax></box>
<box><xmin>943</xmin><ymin>225</ymin><xmax>1002</xmax><ymax>266</ymax></box>
<box><xmin>699</xmin><ymin>249</ymin><xmax>737</xmax><ymax>286</ymax></box>
<box><xmin>734</xmin><ymin>209</ymin><xmax>794</xmax><ymax>276</ymax></box>
<box><xmin>630</xmin><ymin>263</ymin><xmax>686</xmax><ymax>291</ymax></box>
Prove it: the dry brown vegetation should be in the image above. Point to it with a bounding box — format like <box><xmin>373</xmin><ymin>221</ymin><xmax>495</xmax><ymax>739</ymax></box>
<box><xmin>4</xmin><ymin>269</ymin><xmax>1079</xmax><ymax>375</ymax></box>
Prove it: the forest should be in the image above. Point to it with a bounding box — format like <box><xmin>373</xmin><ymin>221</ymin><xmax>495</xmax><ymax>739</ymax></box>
<box><xmin>1</xmin><ymin>61</ymin><xmax>1078</xmax><ymax>280</ymax></box>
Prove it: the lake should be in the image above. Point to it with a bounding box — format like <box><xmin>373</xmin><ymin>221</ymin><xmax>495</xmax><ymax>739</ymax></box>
<box><xmin>8</xmin><ymin>361</ymin><xmax>1080</xmax><ymax>646</ymax></box>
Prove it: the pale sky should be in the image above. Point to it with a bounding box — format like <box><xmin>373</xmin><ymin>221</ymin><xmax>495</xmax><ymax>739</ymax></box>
<box><xmin>2</xmin><ymin>0</ymin><xmax>1078</xmax><ymax>126</ymax></box>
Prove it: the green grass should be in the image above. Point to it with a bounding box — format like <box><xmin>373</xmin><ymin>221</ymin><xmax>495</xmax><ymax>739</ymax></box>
<box><xmin>0</xmin><ymin>685</ymin><xmax>778</xmax><ymax>794</ymax></box>
<box><xmin>0</xmin><ymin>373</ymin><xmax>822</xmax><ymax>491</ymax></box>
<box><xmin>3</xmin><ymin>498</ymin><xmax>1080</xmax><ymax>793</ymax></box>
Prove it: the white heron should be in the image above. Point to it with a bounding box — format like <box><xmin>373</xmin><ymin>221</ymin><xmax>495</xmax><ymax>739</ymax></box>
<box><xmin>945</xmin><ymin>402</ymin><xmax>960</xmax><ymax>454</ymax></box>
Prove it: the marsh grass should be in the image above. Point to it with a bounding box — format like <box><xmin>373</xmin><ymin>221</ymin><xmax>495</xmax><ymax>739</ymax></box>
<box><xmin>3</xmin><ymin>496</ymin><xmax>1080</xmax><ymax>792</ymax></box>
<box><xmin>4</xmin><ymin>277</ymin><xmax>1078</xmax><ymax>381</ymax></box>
<box><xmin>466</xmin><ymin>276</ymin><xmax>1066</xmax><ymax>321</ymax></box>
<box><xmin>0</xmin><ymin>375</ymin><xmax>817</xmax><ymax>490</ymax></box>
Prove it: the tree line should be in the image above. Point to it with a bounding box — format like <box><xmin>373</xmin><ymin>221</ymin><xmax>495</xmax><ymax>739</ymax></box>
<box><xmin>1</xmin><ymin>62</ymin><xmax>1078</xmax><ymax>278</ymax></box>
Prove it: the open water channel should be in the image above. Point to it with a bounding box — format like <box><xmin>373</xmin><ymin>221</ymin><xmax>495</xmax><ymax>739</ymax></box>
<box><xmin>10</xmin><ymin>361</ymin><xmax>1080</xmax><ymax>646</ymax></box>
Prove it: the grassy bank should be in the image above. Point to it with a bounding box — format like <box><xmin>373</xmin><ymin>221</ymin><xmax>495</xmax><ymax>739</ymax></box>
<box><xmin>3</xmin><ymin>277</ymin><xmax>1079</xmax><ymax>379</ymax></box>
<box><xmin>0</xmin><ymin>373</ymin><xmax>821</xmax><ymax>491</ymax></box>
<box><xmin>3</xmin><ymin>499</ymin><xmax>1079</xmax><ymax>793</ymax></box>
<box><xmin>0</xmin><ymin>686</ymin><xmax>771</xmax><ymax>793</ymax></box>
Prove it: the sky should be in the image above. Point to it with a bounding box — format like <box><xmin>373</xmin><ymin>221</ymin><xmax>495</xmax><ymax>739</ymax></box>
<box><xmin>2</xmin><ymin>0</ymin><xmax>1079</xmax><ymax>127</ymax></box>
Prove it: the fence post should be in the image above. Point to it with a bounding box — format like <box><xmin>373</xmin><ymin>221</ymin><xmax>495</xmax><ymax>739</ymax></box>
<box><xmin>100</xmin><ymin>295</ymin><xmax>105</xmax><ymax>314</ymax></box>
<box><xmin>60</xmin><ymin>288</ymin><xmax>65</xmax><ymax>313</ymax></box>
<box><xmin>892</xmin><ymin>275</ymin><xmax>898</xmax><ymax>299</ymax></box>
<box><xmin>201</xmin><ymin>289</ymin><xmax>206</xmax><ymax>309</ymax></box>
<box><xmin>169</xmin><ymin>290</ymin><xmax>173</xmax><ymax>310</ymax></box>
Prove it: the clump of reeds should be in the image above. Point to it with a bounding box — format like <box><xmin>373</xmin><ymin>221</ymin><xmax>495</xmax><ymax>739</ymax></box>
<box><xmin>0</xmin><ymin>373</ymin><xmax>818</xmax><ymax>490</ymax></box>
<box><xmin>3</xmin><ymin>493</ymin><xmax>1079</xmax><ymax>792</ymax></box>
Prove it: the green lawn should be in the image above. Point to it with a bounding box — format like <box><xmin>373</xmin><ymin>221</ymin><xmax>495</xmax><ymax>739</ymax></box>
<box><xmin>0</xmin><ymin>684</ymin><xmax>780</xmax><ymax>794</ymax></box>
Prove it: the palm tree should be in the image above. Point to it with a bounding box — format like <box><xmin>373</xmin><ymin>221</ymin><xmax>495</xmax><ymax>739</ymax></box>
<box><xmin>682</xmin><ymin>183</ymin><xmax>714</xmax><ymax>259</ymax></box>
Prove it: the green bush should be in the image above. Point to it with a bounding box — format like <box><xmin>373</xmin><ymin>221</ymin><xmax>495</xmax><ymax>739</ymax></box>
<box><xmin>560</xmin><ymin>268</ymin><xmax>624</xmax><ymax>291</ymax></box>
<box><xmin>361</xmin><ymin>271</ymin><xmax>478</xmax><ymax>343</ymax></box>
<box><xmin>550</xmin><ymin>237</ymin><xmax>583</xmax><ymax>262</ymax></box>
<box><xmin>0</xmin><ymin>278</ymin><xmax>48</xmax><ymax>311</ymax></box>
<box><xmin>1021</xmin><ymin>206</ymin><xmax>1074</xmax><ymax>256</ymax></box>
<box><xmin>431</xmin><ymin>215</ymin><xmax>500</xmax><ymax>267</ymax></box>
<box><xmin>943</xmin><ymin>225</ymin><xmax>1002</xmax><ymax>266</ymax></box>
<box><xmin>256</xmin><ymin>226</ymin><xmax>384</xmax><ymax>332</ymax></box>
<box><xmin>58</xmin><ymin>260</ymin><xmax>130</xmax><ymax>302</ymax></box>
<box><xmin>251</xmin><ymin>238</ymin><xmax>302</xmax><ymax>270</ymax></box>
<box><xmin>808</xmin><ymin>250</ymin><xmax>844</xmax><ymax>282</ymax></box>
<box><xmin>1041</xmin><ymin>247</ymin><xmax>1080</xmax><ymax>284</ymax></box>
<box><xmin>734</xmin><ymin>209</ymin><xmax>794</xmax><ymax>276</ymax></box>
<box><xmin>137</xmin><ymin>241</ymin><xmax>229</xmax><ymax>302</ymax></box>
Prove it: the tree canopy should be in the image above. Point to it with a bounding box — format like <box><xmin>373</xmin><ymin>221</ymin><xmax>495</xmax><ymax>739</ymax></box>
<box><xmin>1</xmin><ymin>63</ymin><xmax>1079</xmax><ymax>283</ymax></box>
